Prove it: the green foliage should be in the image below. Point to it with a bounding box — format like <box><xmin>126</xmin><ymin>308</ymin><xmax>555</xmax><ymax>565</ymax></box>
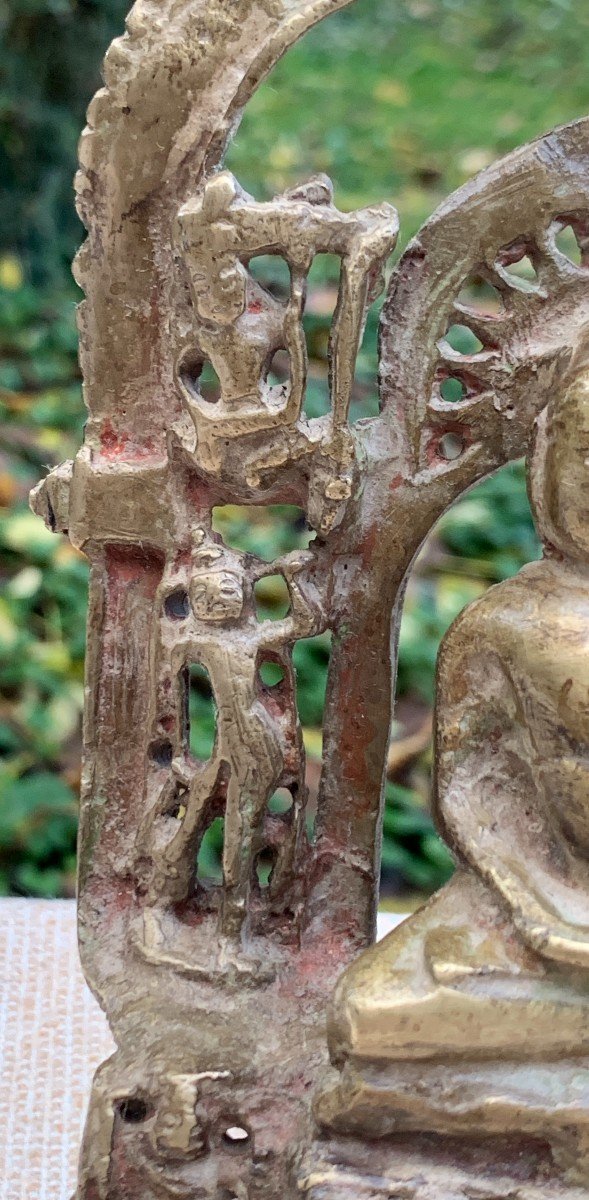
<box><xmin>293</xmin><ymin>634</ymin><xmax>332</xmax><ymax>729</ymax></box>
<box><xmin>398</xmin><ymin>462</ymin><xmax>540</xmax><ymax>704</ymax></box>
<box><xmin>439</xmin><ymin>460</ymin><xmax>540</xmax><ymax>579</ymax></box>
<box><xmin>0</xmin><ymin>771</ymin><xmax>77</xmax><ymax>895</ymax></box>
<box><xmin>381</xmin><ymin>782</ymin><xmax>454</xmax><ymax>895</ymax></box>
<box><xmin>212</xmin><ymin>505</ymin><xmax>311</xmax><ymax>562</ymax></box>
<box><xmin>0</xmin><ymin>0</ymin><xmax>128</xmax><ymax>282</ymax></box>
<box><xmin>0</xmin><ymin>0</ymin><xmax>584</xmax><ymax>898</ymax></box>
<box><xmin>196</xmin><ymin>815</ymin><xmax>225</xmax><ymax>885</ymax></box>
<box><xmin>229</xmin><ymin>0</ymin><xmax>589</xmax><ymax>247</ymax></box>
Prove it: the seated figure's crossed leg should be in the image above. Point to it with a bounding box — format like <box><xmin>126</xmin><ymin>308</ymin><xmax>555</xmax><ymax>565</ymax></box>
<box><xmin>316</xmin><ymin>871</ymin><xmax>589</xmax><ymax>1182</ymax></box>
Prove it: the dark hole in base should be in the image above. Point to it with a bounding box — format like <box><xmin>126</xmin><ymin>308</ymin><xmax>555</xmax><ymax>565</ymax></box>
<box><xmin>164</xmin><ymin>589</ymin><xmax>190</xmax><ymax>620</ymax></box>
<box><xmin>149</xmin><ymin>739</ymin><xmax>174</xmax><ymax>768</ymax></box>
<box><xmin>164</xmin><ymin>784</ymin><xmax>188</xmax><ymax>820</ymax></box>
<box><xmin>118</xmin><ymin>1098</ymin><xmax>149</xmax><ymax>1124</ymax></box>
<box><xmin>180</xmin><ymin>358</ymin><xmax>222</xmax><ymax>404</ymax></box>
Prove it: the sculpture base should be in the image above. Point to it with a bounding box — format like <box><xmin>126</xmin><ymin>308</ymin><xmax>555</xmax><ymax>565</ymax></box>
<box><xmin>315</xmin><ymin>1055</ymin><xmax>589</xmax><ymax>1151</ymax></box>
<box><xmin>301</xmin><ymin>1133</ymin><xmax>589</xmax><ymax>1200</ymax></box>
<box><xmin>131</xmin><ymin>907</ymin><xmax>282</xmax><ymax>983</ymax></box>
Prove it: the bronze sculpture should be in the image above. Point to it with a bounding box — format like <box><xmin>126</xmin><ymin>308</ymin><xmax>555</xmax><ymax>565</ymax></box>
<box><xmin>28</xmin><ymin>0</ymin><xmax>589</xmax><ymax>1194</ymax></box>
<box><xmin>317</xmin><ymin>362</ymin><xmax>589</xmax><ymax>1185</ymax></box>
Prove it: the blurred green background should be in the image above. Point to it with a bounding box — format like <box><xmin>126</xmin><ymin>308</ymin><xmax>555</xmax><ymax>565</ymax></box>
<box><xmin>1</xmin><ymin>0</ymin><xmax>585</xmax><ymax>902</ymax></box>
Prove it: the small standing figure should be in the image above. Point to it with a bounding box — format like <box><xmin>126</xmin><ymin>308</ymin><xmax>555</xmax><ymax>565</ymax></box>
<box><xmin>317</xmin><ymin>364</ymin><xmax>589</xmax><ymax>1184</ymax></box>
<box><xmin>175</xmin><ymin>172</ymin><xmax>398</xmax><ymax>534</ymax></box>
<box><xmin>138</xmin><ymin>530</ymin><xmax>324</xmax><ymax>945</ymax></box>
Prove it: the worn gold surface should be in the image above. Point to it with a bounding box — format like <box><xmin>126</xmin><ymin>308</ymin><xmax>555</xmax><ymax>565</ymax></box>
<box><xmin>317</xmin><ymin>365</ymin><xmax>589</xmax><ymax>1190</ymax></box>
<box><xmin>28</xmin><ymin>0</ymin><xmax>589</xmax><ymax>1195</ymax></box>
<box><xmin>175</xmin><ymin>171</ymin><xmax>396</xmax><ymax>534</ymax></box>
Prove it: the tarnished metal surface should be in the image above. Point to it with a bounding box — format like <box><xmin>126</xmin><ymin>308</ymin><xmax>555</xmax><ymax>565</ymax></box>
<box><xmin>29</xmin><ymin>0</ymin><xmax>589</xmax><ymax>1194</ymax></box>
<box><xmin>316</xmin><ymin>363</ymin><xmax>589</xmax><ymax>1193</ymax></box>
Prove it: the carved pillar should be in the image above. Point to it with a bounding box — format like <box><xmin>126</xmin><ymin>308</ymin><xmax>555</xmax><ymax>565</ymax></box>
<box><xmin>30</xmin><ymin>1</ymin><xmax>589</xmax><ymax>1195</ymax></box>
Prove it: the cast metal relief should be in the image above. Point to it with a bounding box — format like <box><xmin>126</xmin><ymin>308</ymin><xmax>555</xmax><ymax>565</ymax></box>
<box><xmin>137</xmin><ymin>534</ymin><xmax>325</xmax><ymax>956</ymax></box>
<box><xmin>174</xmin><ymin>171</ymin><xmax>396</xmax><ymax>535</ymax></box>
<box><xmin>28</xmin><ymin>0</ymin><xmax>589</xmax><ymax>1196</ymax></box>
<box><xmin>317</xmin><ymin>365</ymin><xmax>589</xmax><ymax>1187</ymax></box>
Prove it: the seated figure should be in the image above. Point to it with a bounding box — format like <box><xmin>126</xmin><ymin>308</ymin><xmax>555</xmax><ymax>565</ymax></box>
<box><xmin>315</xmin><ymin>366</ymin><xmax>589</xmax><ymax>1183</ymax></box>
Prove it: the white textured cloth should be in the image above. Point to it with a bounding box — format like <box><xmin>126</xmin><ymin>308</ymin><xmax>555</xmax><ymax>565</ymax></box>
<box><xmin>0</xmin><ymin>900</ymin><xmax>402</xmax><ymax>1199</ymax></box>
<box><xmin>0</xmin><ymin>900</ymin><xmax>114</xmax><ymax>1200</ymax></box>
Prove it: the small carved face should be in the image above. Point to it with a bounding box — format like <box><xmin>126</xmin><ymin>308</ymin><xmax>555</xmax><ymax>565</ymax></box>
<box><xmin>189</xmin><ymin>546</ymin><xmax>245</xmax><ymax>622</ymax></box>
<box><xmin>209</xmin><ymin>259</ymin><xmax>247</xmax><ymax>326</ymax></box>
<box><xmin>183</xmin><ymin>248</ymin><xmax>247</xmax><ymax>326</ymax></box>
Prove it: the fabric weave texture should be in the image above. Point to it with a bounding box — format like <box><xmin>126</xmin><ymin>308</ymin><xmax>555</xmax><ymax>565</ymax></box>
<box><xmin>0</xmin><ymin>900</ymin><xmax>113</xmax><ymax>1200</ymax></box>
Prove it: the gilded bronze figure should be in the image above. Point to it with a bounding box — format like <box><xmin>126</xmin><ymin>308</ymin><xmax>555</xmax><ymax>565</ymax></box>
<box><xmin>317</xmin><ymin>362</ymin><xmax>589</xmax><ymax>1186</ymax></box>
<box><xmin>28</xmin><ymin>0</ymin><xmax>589</xmax><ymax>1195</ymax></box>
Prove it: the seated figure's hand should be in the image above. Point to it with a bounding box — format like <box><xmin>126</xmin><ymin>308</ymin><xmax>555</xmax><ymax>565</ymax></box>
<box><xmin>515</xmin><ymin>910</ymin><xmax>589</xmax><ymax>968</ymax></box>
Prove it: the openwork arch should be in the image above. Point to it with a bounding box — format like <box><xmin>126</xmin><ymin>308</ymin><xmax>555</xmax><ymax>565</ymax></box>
<box><xmin>30</xmin><ymin>1</ymin><xmax>589</xmax><ymax>1196</ymax></box>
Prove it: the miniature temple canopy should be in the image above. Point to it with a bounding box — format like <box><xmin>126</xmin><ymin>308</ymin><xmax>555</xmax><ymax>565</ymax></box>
<box><xmin>29</xmin><ymin>0</ymin><xmax>589</xmax><ymax>1195</ymax></box>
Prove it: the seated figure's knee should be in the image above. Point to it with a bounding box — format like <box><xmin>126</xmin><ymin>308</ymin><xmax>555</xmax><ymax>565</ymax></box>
<box><xmin>326</xmin><ymin>871</ymin><xmax>551</xmax><ymax>1066</ymax></box>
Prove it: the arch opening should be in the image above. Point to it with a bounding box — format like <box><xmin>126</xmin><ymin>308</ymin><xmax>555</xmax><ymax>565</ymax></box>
<box><xmin>380</xmin><ymin>458</ymin><xmax>539</xmax><ymax>909</ymax></box>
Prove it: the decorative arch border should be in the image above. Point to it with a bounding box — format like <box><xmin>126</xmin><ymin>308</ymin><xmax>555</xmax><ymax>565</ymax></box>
<box><xmin>30</xmin><ymin>2</ymin><xmax>589</xmax><ymax>1196</ymax></box>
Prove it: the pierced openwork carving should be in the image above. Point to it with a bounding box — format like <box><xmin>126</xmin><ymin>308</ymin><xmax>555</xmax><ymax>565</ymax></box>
<box><xmin>28</xmin><ymin>0</ymin><xmax>589</xmax><ymax>1195</ymax></box>
<box><xmin>138</xmin><ymin>535</ymin><xmax>324</xmax><ymax>957</ymax></box>
<box><xmin>174</xmin><ymin>171</ymin><xmax>396</xmax><ymax>534</ymax></box>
